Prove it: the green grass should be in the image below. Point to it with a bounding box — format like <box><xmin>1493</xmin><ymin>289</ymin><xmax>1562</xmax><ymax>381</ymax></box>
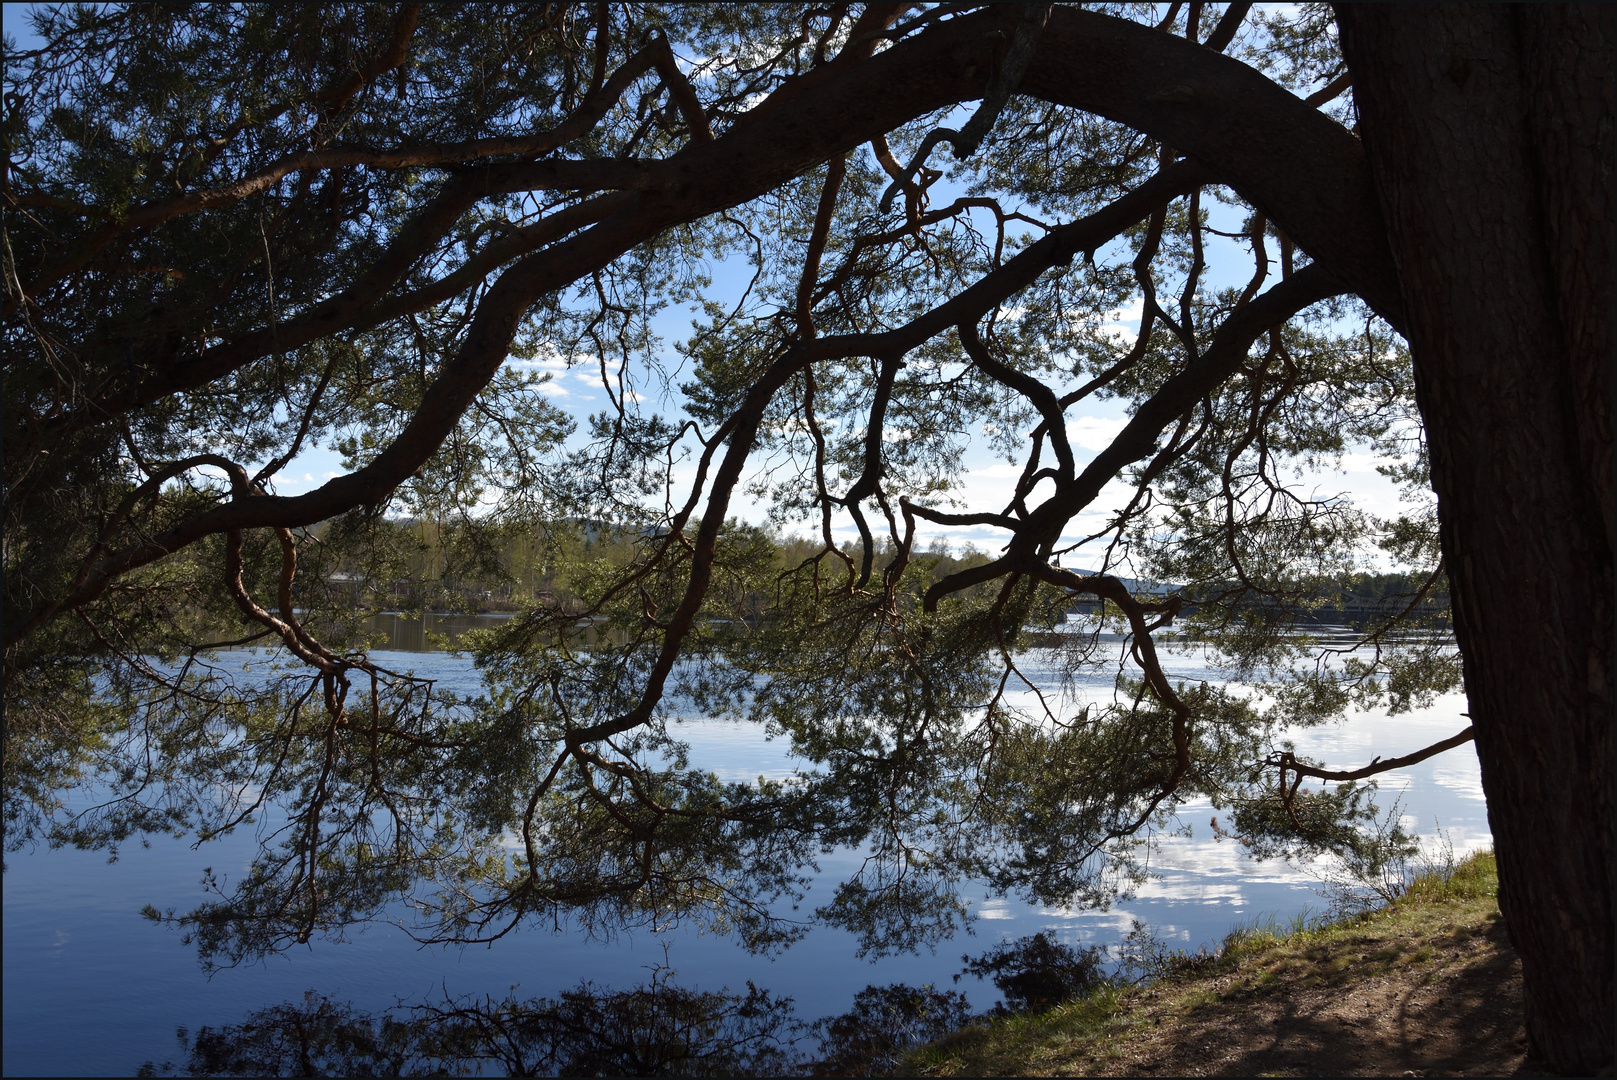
<box><xmin>901</xmin><ymin>850</ymin><xmax>1500</xmax><ymax>1077</ymax></box>
<box><xmin>901</xmin><ymin>986</ymin><xmax>1143</xmax><ymax>1078</ymax></box>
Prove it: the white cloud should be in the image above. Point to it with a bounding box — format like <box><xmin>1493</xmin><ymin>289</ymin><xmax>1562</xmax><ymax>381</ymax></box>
<box><xmin>506</xmin><ymin>343</ymin><xmax>582</xmax><ymax>371</ymax></box>
<box><xmin>1336</xmin><ymin>451</ymin><xmax>1385</xmax><ymax>473</ymax></box>
<box><xmin>1074</xmin><ymin>295</ymin><xmax>1147</xmax><ymax>337</ymax></box>
<box><xmin>506</xmin><ymin>356</ymin><xmax>569</xmax><ymax>371</ymax></box>
<box><xmin>1067</xmin><ymin>415</ymin><xmax>1130</xmax><ymax>452</ymax></box>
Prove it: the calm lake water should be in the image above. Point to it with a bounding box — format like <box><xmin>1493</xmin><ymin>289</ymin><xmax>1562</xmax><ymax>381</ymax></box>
<box><xmin>1</xmin><ymin>635</ymin><xmax>1489</xmax><ymax>1076</ymax></box>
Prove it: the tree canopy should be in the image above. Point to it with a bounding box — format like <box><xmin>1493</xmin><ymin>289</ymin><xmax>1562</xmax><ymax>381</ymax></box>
<box><xmin>5</xmin><ymin>4</ymin><xmax>1608</xmax><ymax>1069</ymax></box>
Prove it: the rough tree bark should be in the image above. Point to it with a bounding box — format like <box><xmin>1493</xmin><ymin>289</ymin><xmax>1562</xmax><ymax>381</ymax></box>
<box><xmin>1336</xmin><ymin>5</ymin><xmax>1614</xmax><ymax>1074</ymax></box>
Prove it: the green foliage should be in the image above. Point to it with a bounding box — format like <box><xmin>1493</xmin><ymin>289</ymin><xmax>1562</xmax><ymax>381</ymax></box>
<box><xmin>4</xmin><ymin>3</ymin><xmax>1462</xmax><ymax>975</ymax></box>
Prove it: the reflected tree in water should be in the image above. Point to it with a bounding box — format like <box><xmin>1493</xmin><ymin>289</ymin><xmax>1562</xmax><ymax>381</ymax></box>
<box><xmin>131</xmin><ymin>938</ymin><xmax>1136</xmax><ymax>1076</ymax></box>
<box><xmin>134</xmin><ymin>975</ymin><xmax>985</xmax><ymax>1077</ymax></box>
<box><xmin>808</xmin><ymin>982</ymin><xmax>975</xmax><ymax>1078</ymax></box>
<box><xmin>138</xmin><ymin>977</ymin><xmax>805</xmax><ymax>1077</ymax></box>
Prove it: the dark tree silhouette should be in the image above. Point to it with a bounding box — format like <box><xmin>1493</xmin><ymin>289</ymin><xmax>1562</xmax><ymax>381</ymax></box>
<box><xmin>1335</xmin><ymin>7</ymin><xmax>1613</xmax><ymax>1070</ymax></box>
<box><xmin>4</xmin><ymin>4</ymin><xmax>1608</xmax><ymax>1072</ymax></box>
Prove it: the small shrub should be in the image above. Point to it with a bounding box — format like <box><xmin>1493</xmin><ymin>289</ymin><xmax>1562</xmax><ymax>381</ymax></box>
<box><xmin>957</xmin><ymin>932</ymin><xmax>1112</xmax><ymax>1014</ymax></box>
<box><xmin>1405</xmin><ymin>847</ymin><xmax>1496</xmax><ymax>903</ymax></box>
<box><xmin>810</xmin><ymin>983</ymin><xmax>974</xmax><ymax>1077</ymax></box>
<box><xmin>1221</xmin><ymin>907</ymin><xmax>1336</xmax><ymax>961</ymax></box>
<box><xmin>1115</xmin><ymin>921</ymin><xmax>1221</xmax><ymax>982</ymax></box>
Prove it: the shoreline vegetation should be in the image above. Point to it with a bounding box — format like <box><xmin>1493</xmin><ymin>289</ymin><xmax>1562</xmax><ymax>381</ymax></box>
<box><xmin>901</xmin><ymin>850</ymin><xmax>1530</xmax><ymax>1078</ymax></box>
<box><xmin>295</xmin><ymin>516</ymin><xmax>1447</xmax><ymax>623</ymax></box>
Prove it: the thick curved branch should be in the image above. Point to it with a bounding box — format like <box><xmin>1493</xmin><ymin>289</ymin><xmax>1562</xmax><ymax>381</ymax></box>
<box><xmin>648</xmin><ymin>33</ymin><xmax>714</xmax><ymax>144</ymax></box>
<box><xmin>1304</xmin><ymin>71</ymin><xmax>1354</xmax><ymax>108</ymax></box>
<box><xmin>224</xmin><ymin>529</ymin><xmax>339</xmax><ymax>674</ymax></box>
<box><xmin>958</xmin><ymin>319</ymin><xmax>1074</xmax><ymax>479</ymax></box>
<box><xmin>1018</xmin><ymin>7</ymin><xmax>1403</xmax><ymax>328</ymax></box>
<box><xmin>842</xmin><ymin>354</ymin><xmax>903</xmax><ymax>588</ymax></box>
<box><xmin>561</xmin><ymin>350</ymin><xmax>801</xmax><ymax>748</ymax></box>
<box><xmin>1273</xmin><ymin>726</ymin><xmax>1476</xmax><ymax>783</ymax></box>
<box><xmin>924</xmin><ymin>262</ymin><xmax>1342</xmax><ymax>611</ymax></box>
<box><xmin>870</xmin><ymin>134</ymin><xmax>923</xmax><ymax>222</ymax></box>
<box><xmin>1028</xmin><ymin>563</ymin><xmax>1195</xmax><ymax>835</ymax></box>
<box><xmin>317</xmin><ymin>3</ymin><xmax>422</xmax><ymax>112</ymax></box>
<box><xmin>795</xmin><ymin>153</ymin><xmax>848</xmax><ymax>337</ymax></box>
<box><xmin>902</xmin><ymin>499</ymin><xmax>1020</xmax><ymax>533</ymax></box>
<box><xmin>1204</xmin><ymin>2</ymin><xmax>1252</xmax><ymax>53</ymax></box>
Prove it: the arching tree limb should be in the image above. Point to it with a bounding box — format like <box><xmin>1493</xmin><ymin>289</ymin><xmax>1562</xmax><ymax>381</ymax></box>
<box><xmin>1270</xmin><ymin>726</ymin><xmax>1476</xmax><ymax>783</ymax></box>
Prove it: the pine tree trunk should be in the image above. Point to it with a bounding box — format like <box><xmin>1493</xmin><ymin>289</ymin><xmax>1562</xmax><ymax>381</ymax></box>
<box><xmin>1336</xmin><ymin>6</ymin><xmax>1613</xmax><ymax>1074</ymax></box>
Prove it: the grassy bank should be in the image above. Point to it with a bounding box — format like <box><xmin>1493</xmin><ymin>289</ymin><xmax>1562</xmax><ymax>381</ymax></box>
<box><xmin>903</xmin><ymin>851</ymin><xmax>1528</xmax><ymax>1077</ymax></box>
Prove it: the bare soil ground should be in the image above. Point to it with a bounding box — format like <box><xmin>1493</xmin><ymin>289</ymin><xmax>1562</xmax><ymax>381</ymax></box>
<box><xmin>906</xmin><ymin>854</ymin><xmax>1538</xmax><ymax>1077</ymax></box>
<box><xmin>1082</xmin><ymin>911</ymin><xmax>1526</xmax><ymax>1077</ymax></box>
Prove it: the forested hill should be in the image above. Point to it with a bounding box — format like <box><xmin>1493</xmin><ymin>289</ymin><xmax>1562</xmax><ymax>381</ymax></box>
<box><xmin>300</xmin><ymin>515</ymin><xmax>1001</xmax><ymax>617</ymax></box>
<box><xmin>303</xmin><ymin>515</ymin><xmax>1445</xmax><ymax>631</ymax></box>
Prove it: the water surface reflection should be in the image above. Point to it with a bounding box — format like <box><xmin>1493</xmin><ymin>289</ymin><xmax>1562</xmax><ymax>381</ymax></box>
<box><xmin>3</xmin><ymin>646</ymin><xmax>1488</xmax><ymax>1077</ymax></box>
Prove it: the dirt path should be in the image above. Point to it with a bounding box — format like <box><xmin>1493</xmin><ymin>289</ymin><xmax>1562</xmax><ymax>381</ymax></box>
<box><xmin>1100</xmin><ymin>912</ymin><xmax>1527</xmax><ymax>1077</ymax></box>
